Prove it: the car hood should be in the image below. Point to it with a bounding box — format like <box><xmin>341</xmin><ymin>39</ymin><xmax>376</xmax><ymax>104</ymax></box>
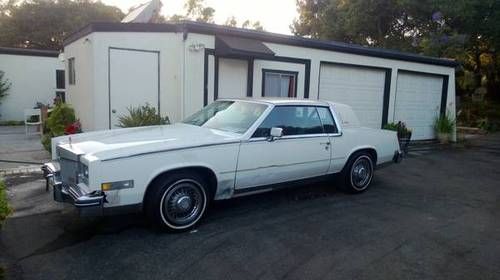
<box><xmin>54</xmin><ymin>123</ymin><xmax>241</xmax><ymax>162</ymax></box>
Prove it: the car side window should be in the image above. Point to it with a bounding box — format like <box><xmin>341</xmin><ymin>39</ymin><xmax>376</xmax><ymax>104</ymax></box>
<box><xmin>317</xmin><ymin>107</ymin><xmax>338</xmax><ymax>134</ymax></box>
<box><xmin>252</xmin><ymin>106</ymin><xmax>324</xmax><ymax>138</ymax></box>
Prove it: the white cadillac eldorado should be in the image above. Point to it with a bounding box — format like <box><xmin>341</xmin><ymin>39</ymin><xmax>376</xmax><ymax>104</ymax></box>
<box><xmin>42</xmin><ymin>98</ymin><xmax>402</xmax><ymax>231</ymax></box>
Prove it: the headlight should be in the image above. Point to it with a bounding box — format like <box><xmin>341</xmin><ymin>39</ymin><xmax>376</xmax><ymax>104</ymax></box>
<box><xmin>78</xmin><ymin>163</ymin><xmax>89</xmax><ymax>184</ymax></box>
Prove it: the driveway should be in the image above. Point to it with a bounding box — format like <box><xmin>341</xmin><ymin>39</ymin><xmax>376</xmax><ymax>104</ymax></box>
<box><xmin>1</xmin><ymin>134</ymin><xmax>500</xmax><ymax>280</ymax></box>
<box><xmin>0</xmin><ymin>126</ymin><xmax>49</xmax><ymax>172</ymax></box>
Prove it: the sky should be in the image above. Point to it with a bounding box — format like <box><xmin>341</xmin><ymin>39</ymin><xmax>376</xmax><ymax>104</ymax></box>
<box><xmin>101</xmin><ymin>0</ymin><xmax>298</xmax><ymax>34</ymax></box>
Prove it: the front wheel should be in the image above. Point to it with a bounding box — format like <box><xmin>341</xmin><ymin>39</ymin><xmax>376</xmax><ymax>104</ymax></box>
<box><xmin>340</xmin><ymin>152</ymin><xmax>374</xmax><ymax>194</ymax></box>
<box><xmin>145</xmin><ymin>172</ymin><xmax>209</xmax><ymax>231</ymax></box>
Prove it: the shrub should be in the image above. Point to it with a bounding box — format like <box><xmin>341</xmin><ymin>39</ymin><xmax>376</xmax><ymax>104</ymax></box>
<box><xmin>46</xmin><ymin>103</ymin><xmax>76</xmax><ymax>136</ymax></box>
<box><xmin>117</xmin><ymin>104</ymin><xmax>170</xmax><ymax>128</ymax></box>
<box><xmin>435</xmin><ymin>113</ymin><xmax>455</xmax><ymax>134</ymax></box>
<box><xmin>383</xmin><ymin>121</ymin><xmax>412</xmax><ymax>139</ymax></box>
<box><xmin>0</xmin><ymin>71</ymin><xmax>10</xmax><ymax>104</ymax></box>
<box><xmin>0</xmin><ymin>179</ymin><xmax>12</xmax><ymax>229</ymax></box>
<box><xmin>42</xmin><ymin>103</ymin><xmax>77</xmax><ymax>152</ymax></box>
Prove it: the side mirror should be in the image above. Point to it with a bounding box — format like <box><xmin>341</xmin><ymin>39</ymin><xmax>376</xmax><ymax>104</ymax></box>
<box><xmin>268</xmin><ymin>127</ymin><xmax>283</xmax><ymax>142</ymax></box>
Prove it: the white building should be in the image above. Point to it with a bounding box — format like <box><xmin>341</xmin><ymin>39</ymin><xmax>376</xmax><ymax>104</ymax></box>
<box><xmin>0</xmin><ymin>47</ymin><xmax>65</xmax><ymax>121</ymax></box>
<box><xmin>63</xmin><ymin>21</ymin><xmax>457</xmax><ymax>140</ymax></box>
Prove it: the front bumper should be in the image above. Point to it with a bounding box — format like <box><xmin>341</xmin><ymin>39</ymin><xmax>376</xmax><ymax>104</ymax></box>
<box><xmin>42</xmin><ymin>162</ymin><xmax>106</xmax><ymax>216</ymax></box>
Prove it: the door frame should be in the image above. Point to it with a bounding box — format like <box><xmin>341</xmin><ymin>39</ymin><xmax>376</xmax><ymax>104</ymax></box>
<box><xmin>108</xmin><ymin>47</ymin><xmax>161</xmax><ymax>129</ymax></box>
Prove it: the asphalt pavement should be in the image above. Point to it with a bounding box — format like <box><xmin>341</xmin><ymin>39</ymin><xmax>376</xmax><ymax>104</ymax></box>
<box><xmin>1</xmin><ymin>134</ymin><xmax>499</xmax><ymax>280</ymax></box>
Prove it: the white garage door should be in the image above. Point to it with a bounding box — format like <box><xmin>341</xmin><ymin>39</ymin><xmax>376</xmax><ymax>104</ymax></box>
<box><xmin>319</xmin><ymin>64</ymin><xmax>386</xmax><ymax>129</ymax></box>
<box><xmin>394</xmin><ymin>72</ymin><xmax>443</xmax><ymax>140</ymax></box>
<box><xmin>109</xmin><ymin>48</ymin><xmax>159</xmax><ymax>129</ymax></box>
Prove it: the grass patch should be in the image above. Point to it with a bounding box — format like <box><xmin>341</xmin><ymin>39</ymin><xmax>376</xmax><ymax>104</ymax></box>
<box><xmin>0</xmin><ymin>179</ymin><xmax>12</xmax><ymax>229</ymax></box>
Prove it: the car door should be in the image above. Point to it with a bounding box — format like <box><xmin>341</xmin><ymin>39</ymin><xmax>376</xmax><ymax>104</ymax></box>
<box><xmin>235</xmin><ymin>105</ymin><xmax>332</xmax><ymax>190</ymax></box>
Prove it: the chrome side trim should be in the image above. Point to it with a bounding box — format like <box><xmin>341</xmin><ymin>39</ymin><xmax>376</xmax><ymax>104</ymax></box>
<box><xmin>101</xmin><ymin>141</ymin><xmax>241</xmax><ymax>162</ymax></box>
<box><xmin>237</xmin><ymin>158</ymin><xmax>331</xmax><ymax>173</ymax></box>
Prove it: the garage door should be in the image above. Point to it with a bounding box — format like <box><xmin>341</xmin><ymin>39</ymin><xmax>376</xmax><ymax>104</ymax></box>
<box><xmin>394</xmin><ymin>72</ymin><xmax>443</xmax><ymax>140</ymax></box>
<box><xmin>319</xmin><ymin>64</ymin><xmax>386</xmax><ymax>129</ymax></box>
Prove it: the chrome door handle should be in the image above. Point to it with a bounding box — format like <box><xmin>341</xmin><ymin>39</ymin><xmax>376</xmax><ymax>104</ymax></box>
<box><xmin>320</xmin><ymin>142</ymin><xmax>331</xmax><ymax>150</ymax></box>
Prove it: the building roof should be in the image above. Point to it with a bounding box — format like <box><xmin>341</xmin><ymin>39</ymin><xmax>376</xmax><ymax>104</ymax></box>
<box><xmin>64</xmin><ymin>21</ymin><xmax>457</xmax><ymax>67</ymax></box>
<box><xmin>0</xmin><ymin>46</ymin><xmax>59</xmax><ymax>58</ymax></box>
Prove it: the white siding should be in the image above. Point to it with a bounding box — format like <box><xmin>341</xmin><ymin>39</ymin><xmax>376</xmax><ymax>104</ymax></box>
<box><xmin>0</xmin><ymin>54</ymin><xmax>63</xmax><ymax>121</ymax></box>
<box><xmin>319</xmin><ymin>64</ymin><xmax>386</xmax><ymax>129</ymax></box>
<box><xmin>64</xmin><ymin>35</ymin><xmax>95</xmax><ymax>131</ymax></box>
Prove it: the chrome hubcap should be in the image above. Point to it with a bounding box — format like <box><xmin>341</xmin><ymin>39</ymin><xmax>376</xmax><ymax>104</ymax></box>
<box><xmin>351</xmin><ymin>157</ymin><xmax>372</xmax><ymax>189</ymax></box>
<box><xmin>162</xmin><ymin>181</ymin><xmax>204</xmax><ymax>226</ymax></box>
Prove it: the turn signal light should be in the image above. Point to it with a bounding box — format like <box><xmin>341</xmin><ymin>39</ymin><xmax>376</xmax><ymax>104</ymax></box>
<box><xmin>101</xmin><ymin>183</ymin><xmax>112</xmax><ymax>191</ymax></box>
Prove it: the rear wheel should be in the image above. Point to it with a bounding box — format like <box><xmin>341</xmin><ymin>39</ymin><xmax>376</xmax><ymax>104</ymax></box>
<box><xmin>145</xmin><ymin>172</ymin><xmax>209</xmax><ymax>231</ymax></box>
<box><xmin>340</xmin><ymin>152</ymin><xmax>374</xmax><ymax>194</ymax></box>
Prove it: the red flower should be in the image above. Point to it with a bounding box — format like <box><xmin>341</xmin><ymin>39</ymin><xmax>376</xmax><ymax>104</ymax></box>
<box><xmin>64</xmin><ymin>120</ymin><xmax>81</xmax><ymax>135</ymax></box>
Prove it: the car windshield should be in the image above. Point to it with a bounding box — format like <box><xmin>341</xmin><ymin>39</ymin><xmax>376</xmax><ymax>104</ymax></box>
<box><xmin>183</xmin><ymin>101</ymin><xmax>268</xmax><ymax>134</ymax></box>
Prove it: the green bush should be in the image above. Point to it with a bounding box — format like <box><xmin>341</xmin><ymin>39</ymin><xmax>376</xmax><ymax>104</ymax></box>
<box><xmin>435</xmin><ymin>113</ymin><xmax>455</xmax><ymax>134</ymax></box>
<box><xmin>46</xmin><ymin>103</ymin><xmax>76</xmax><ymax>136</ymax></box>
<box><xmin>0</xmin><ymin>179</ymin><xmax>12</xmax><ymax>229</ymax></box>
<box><xmin>42</xmin><ymin>103</ymin><xmax>77</xmax><ymax>152</ymax></box>
<box><xmin>117</xmin><ymin>104</ymin><xmax>170</xmax><ymax>128</ymax></box>
<box><xmin>383</xmin><ymin>121</ymin><xmax>412</xmax><ymax>139</ymax></box>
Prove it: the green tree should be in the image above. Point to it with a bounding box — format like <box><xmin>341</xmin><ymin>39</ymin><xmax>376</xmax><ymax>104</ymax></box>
<box><xmin>0</xmin><ymin>0</ymin><xmax>124</xmax><ymax>50</ymax></box>
<box><xmin>242</xmin><ymin>20</ymin><xmax>264</xmax><ymax>31</ymax></box>
<box><xmin>184</xmin><ymin>0</ymin><xmax>215</xmax><ymax>23</ymax></box>
<box><xmin>292</xmin><ymin>0</ymin><xmax>500</xmax><ymax>99</ymax></box>
<box><xmin>225</xmin><ymin>16</ymin><xmax>237</xmax><ymax>27</ymax></box>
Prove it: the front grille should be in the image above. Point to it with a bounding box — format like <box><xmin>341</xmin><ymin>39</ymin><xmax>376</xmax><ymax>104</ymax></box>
<box><xmin>57</xmin><ymin>146</ymin><xmax>80</xmax><ymax>184</ymax></box>
<box><xmin>66</xmin><ymin>184</ymin><xmax>85</xmax><ymax>200</ymax></box>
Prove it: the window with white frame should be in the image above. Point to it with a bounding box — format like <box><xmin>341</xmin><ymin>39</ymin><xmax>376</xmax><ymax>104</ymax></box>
<box><xmin>262</xmin><ymin>70</ymin><xmax>298</xmax><ymax>98</ymax></box>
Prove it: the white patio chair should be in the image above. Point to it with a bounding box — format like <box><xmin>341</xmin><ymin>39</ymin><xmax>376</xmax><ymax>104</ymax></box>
<box><xmin>24</xmin><ymin>108</ymin><xmax>42</xmax><ymax>136</ymax></box>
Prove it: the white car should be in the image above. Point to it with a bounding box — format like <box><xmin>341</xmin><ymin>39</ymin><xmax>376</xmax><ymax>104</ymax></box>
<box><xmin>42</xmin><ymin>98</ymin><xmax>402</xmax><ymax>231</ymax></box>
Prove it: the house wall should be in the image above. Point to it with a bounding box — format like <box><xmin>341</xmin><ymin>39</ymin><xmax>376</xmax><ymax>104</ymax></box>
<box><xmin>65</xmin><ymin>32</ymin><xmax>190</xmax><ymax>131</ymax></box>
<box><xmin>262</xmin><ymin>42</ymin><xmax>456</xmax><ymax>130</ymax></box>
<box><xmin>64</xmin><ymin>35</ymin><xmax>95</xmax><ymax>131</ymax></box>
<box><xmin>0</xmin><ymin>54</ymin><xmax>63</xmax><ymax>121</ymax></box>
<box><xmin>64</xmin><ymin>28</ymin><xmax>456</xmax><ymax>140</ymax></box>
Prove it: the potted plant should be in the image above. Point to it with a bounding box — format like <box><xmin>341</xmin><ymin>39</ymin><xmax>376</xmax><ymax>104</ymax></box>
<box><xmin>434</xmin><ymin>113</ymin><xmax>455</xmax><ymax>144</ymax></box>
<box><xmin>383</xmin><ymin>121</ymin><xmax>412</xmax><ymax>155</ymax></box>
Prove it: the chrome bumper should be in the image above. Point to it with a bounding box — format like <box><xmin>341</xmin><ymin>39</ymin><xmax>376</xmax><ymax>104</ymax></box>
<box><xmin>41</xmin><ymin>162</ymin><xmax>106</xmax><ymax>216</ymax></box>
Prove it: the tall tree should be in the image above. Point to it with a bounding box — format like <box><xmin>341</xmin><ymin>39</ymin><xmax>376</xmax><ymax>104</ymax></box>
<box><xmin>184</xmin><ymin>0</ymin><xmax>215</xmax><ymax>23</ymax></box>
<box><xmin>292</xmin><ymin>0</ymin><xmax>500</xmax><ymax>98</ymax></box>
<box><xmin>0</xmin><ymin>0</ymin><xmax>124</xmax><ymax>50</ymax></box>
